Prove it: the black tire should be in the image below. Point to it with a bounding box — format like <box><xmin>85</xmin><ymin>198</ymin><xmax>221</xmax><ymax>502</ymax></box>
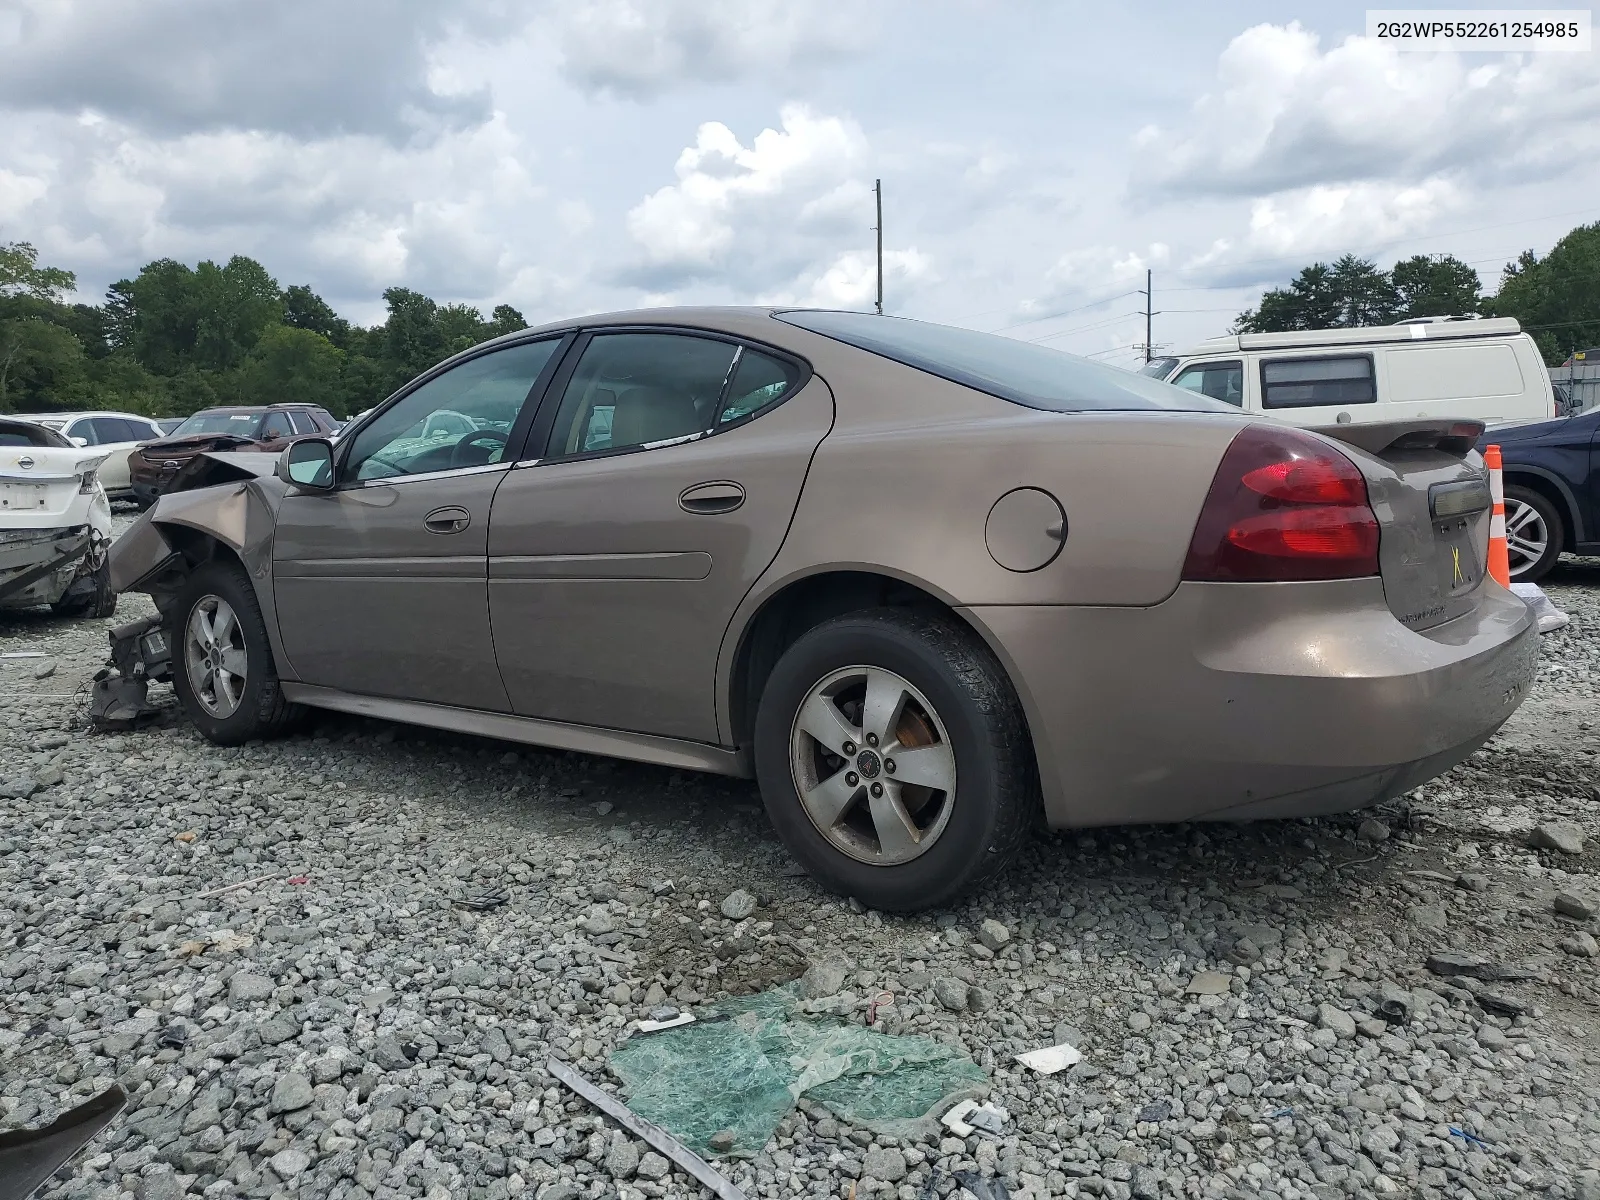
<box><xmin>753</xmin><ymin>608</ymin><xmax>1036</xmax><ymax>912</ymax></box>
<box><xmin>169</xmin><ymin>558</ymin><xmax>304</xmax><ymax>745</ymax></box>
<box><xmin>51</xmin><ymin>559</ymin><xmax>117</xmax><ymax>619</ymax></box>
<box><xmin>1504</xmin><ymin>485</ymin><xmax>1564</xmax><ymax>584</ymax></box>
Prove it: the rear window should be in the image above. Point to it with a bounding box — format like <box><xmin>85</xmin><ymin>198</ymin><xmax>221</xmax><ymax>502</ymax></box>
<box><xmin>0</xmin><ymin>420</ymin><xmax>71</xmax><ymax>448</ymax></box>
<box><xmin>774</xmin><ymin>310</ymin><xmax>1235</xmax><ymax>413</ymax></box>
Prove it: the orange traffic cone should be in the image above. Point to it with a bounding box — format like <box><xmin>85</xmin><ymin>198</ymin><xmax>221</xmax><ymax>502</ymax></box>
<box><xmin>1485</xmin><ymin>444</ymin><xmax>1511</xmax><ymax>588</ymax></box>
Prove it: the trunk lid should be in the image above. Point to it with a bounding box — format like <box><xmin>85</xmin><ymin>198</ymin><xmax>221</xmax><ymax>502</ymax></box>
<box><xmin>0</xmin><ymin>446</ymin><xmax>109</xmax><ymax>524</ymax></box>
<box><xmin>1312</xmin><ymin>419</ymin><xmax>1492</xmax><ymax>633</ymax></box>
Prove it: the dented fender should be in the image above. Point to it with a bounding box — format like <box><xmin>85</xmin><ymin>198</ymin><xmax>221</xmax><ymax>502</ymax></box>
<box><xmin>106</xmin><ymin>450</ymin><xmax>299</xmax><ymax>680</ymax></box>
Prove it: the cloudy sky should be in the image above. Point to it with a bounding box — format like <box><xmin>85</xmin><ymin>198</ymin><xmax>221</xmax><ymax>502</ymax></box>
<box><xmin>2</xmin><ymin>0</ymin><xmax>1598</xmax><ymax>365</ymax></box>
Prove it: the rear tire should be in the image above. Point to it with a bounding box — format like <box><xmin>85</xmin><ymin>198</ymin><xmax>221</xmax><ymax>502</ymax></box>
<box><xmin>753</xmin><ymin>608</ymin><xmax>1035</xmax><ymax>912</ymax></box>
<box><xmin>51</xmin><ymin>560</ymin><xmax>117</xmax><ymax>619</ymax></box>
<box><xmin>1503</xmin><ymin>485</ymin><xmax>1563</xmax><ymax>583</ymax></box>
<box><xmin>170</xmin><ymin>559</ymin><xmax>304</xmax><ymax>745</ymax></box>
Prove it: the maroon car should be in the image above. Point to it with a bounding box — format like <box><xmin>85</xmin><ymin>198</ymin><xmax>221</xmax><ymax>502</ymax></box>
<box><xmin>129</xmin><ymin>404</ymin><xmax>338</xmax><ymax>506</ymax></box>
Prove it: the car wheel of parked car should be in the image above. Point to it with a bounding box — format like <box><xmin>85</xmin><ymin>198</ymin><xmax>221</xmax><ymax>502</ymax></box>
<box><xmin>51</xmin><ymin>560</ymin><xmax>118</xmax><ymax>619</ymax></box>
<box><xmin>753</xmin><ymin>608</ymin><xmax>1035</xmax><ymax>912</ymax></box>
<box><xmin>1503</xmin><ymin>485</ymin><xmax>1563</xmax><ymax>583</ymax></box>
<box><xmin>171</xmin><ymin>560</ymin><xmax>304</xmax><ymax>746</ymax></box>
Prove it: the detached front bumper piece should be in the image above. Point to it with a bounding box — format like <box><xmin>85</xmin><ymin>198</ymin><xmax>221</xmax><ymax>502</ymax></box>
<box><xmin>0</xmin><ymin>526</ymin><xmax>93</xmax><ymax>608</ymax></box>
<box><xmin>967</xmin><ymin>576</ymin><xmax>1539</xmax><ymax>828</ymax></box>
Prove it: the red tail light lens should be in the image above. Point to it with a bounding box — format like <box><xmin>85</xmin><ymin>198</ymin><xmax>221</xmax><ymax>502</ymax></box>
<box><xmin>1183</xmin><ymin>426</ymin><xmax>1380</xmax><ymax>581</ymax></box>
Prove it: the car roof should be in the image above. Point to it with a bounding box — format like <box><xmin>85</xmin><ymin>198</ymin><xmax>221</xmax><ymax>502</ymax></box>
<box><xmin>1170</xmin><ymin>316</ymin><xmax>1526</xmax><ymax>358</ymax></box>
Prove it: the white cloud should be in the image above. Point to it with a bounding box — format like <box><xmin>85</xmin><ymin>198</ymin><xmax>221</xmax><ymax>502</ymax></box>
<box><xmin>1</xmin><ymin>108</ymin><xmax>565</xmax><ymax>318</ymax></box>
<box><xmin>0</xmin><ymin>0</ymin><xmax>497</xmax><ymax>141</ymax></box>
<box><xmin>621</xmin><ymin>105</ymin><xmax>906</xmax><ymax>304</ymax></box>
<box><xmin>549</xmin><ymin>0</ymin><xmax>868</xmax><ymax>97</ymax></box>
<box><xmin>1138</xmin><ymin>22</ymin><xmax>1600</xmax><ymax>196</ymax></box>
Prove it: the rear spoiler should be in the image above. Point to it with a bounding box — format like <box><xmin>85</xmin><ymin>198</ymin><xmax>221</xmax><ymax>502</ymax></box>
<box><xmin>1309</xmin><ymin>419</ymin><xmax>1484</xmax><ymax>460</ymax></box>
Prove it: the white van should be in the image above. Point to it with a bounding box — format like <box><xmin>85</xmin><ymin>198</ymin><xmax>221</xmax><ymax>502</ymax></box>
<box><xmin>1140</xmin><ymin>317</ymin><xmax>1555</xmax><ymax>428</ymax></box>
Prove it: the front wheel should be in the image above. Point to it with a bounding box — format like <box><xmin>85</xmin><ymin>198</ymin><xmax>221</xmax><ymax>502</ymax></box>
<box><xmin>170</xmin><ymin>560</ymin><xmax>304</xmax><ymax>745</ymax></box>
<box><xmin>753</xmin><ymin>608</ymin><xmax>1035</xmax><ymax>912</ymax></box>
<box><xmin>1503</xmin><ymin>485</ymin><xmax>1563</xmax><ymax>583</ymax></box>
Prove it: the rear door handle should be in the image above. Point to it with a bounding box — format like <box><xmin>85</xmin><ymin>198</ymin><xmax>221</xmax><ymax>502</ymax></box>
<box><xmin>678</xmin><ymin>481</ymin><xmax>745</xmax><ymax>515</ymax></box>
<box><xmin>424</xmin><ymin>505</ymin><xmax>472</xmax><ymax>534</ymax></box>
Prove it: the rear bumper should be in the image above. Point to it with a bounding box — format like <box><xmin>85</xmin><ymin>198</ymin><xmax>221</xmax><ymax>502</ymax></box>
<box><xmin>0</xmin><ymin>527</ymin><xmax>94</xmax><ymax>607</ymax></box>
<box><xmin>963</xmin><ymin>577</ymin><xmax>1538</xmax><ymax>828</ymax></box>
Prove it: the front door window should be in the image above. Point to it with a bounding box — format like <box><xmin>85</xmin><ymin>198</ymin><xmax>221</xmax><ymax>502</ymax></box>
<box><xmin>345</xmin><ymin>339</ymin><xmax>563</xmax><ymax>481</ymax></box>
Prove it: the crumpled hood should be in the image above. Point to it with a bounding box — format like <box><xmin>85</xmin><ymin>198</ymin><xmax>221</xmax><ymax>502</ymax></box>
<box><xmin>137</xmin><ymin>433</ymin><xmax>256</xmax><ymax>459</ymax></box>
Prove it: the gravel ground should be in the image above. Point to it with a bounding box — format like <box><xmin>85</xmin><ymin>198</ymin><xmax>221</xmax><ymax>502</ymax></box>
<box><xmin>4</xmin><ymin>529</ymin><xmax>1600</xmax><ymax>1200</ymax></box>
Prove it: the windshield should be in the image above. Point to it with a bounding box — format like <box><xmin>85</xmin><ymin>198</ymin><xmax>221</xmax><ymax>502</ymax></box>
<box><xmin>774</xmin><ymin>312</ymin><xmax>1236</xmax><ymax>414</ymax></box>
<box><xmin>172</xmin><ymin>411</ymin><xmax>263</xmax><ymax>437</ymax></box>
<box><xmin>1139</xmin><ymin>357</ymin><xmax>1179</xmax><ymax>380</ymax></box>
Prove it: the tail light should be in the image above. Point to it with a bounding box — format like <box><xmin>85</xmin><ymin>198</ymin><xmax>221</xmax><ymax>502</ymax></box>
<box><xmin>78</xmin><ymin>468</ymin><xmax>98</xmax><ymax>495</ymax></box>
<box><xmin>1183</xmin><ymin>425</ymin><xmax>1380</xmax><ymax>581</ymax></box>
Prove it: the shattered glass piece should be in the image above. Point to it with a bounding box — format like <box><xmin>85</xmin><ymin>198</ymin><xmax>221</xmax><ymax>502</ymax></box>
<box><xmin>608</xmin><ymin>984</ymin><xmax>987</xmax><ymax>1156</ymax></box>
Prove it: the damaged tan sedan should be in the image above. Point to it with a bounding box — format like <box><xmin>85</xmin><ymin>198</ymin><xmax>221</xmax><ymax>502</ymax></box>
<box><xmin>108</xmin><ymin>308</ymin><xmax>1538</xmax><ymax>910</ymax></box>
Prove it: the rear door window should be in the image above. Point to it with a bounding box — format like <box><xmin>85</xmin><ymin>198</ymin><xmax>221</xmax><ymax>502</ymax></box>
<box><xmin>546</xmin><ymin>333</ymin><xmax>740</xmax><ymax>458</ymax></box>
<box><xmin>288</xmin><ymin>410</ymin><xmax>318</xmax><ymax>434</ymax></box>
<box><xmin>261</xmin><ymin>412</ymin><xmax>294</xmax><ymax>439</ymax></box>
<box><xmin>1260</xmin><ymin>356</ymin><xmax>1375</xmax><ymax>409</ymax></box>
<box><xmin>1171</xmin><ymin>361</ymin><xmax>1243</xmax><ymax>407</ymax></box>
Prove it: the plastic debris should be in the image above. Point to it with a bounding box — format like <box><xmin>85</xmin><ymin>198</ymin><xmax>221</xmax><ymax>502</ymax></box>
<box><xmin>1015</xmin><ymin>1042</ymin><xmax>1083</xmax><ymax>1075</ymax></box>
<box><xmin>454</xmin><ymin>889</ymin><xmax>507</xmax><ymax>910</ymax></box>
<box><xmin>547</xmin><ymin>1057</ymin><xmax>748</xmax><ymax>1200</ymax></box>
<box><xmin>173</xmin><ymin>831</ymin><xmax>197</xmax><ymax>844</ymax></box>
<box><xmin>1449</xmin><ymin>1125</ymin><xmax>1490</xmax><ymax>1150</ymax></box>
<box><xmin>1509</xmin><ymin>582</ymin><xmax>1569</xmax><ymax>633</ymax></box>
<box><xmin>157</xmin><ymin>1024</ymin><xmax>188</xmax><ymax>1049</ymax></box>
<box><xmin>1267</xmin><ymin>1106</ymin><xmax>1295</xmax><ymax>1120</ymax></box>
<box><xmin>940</xmin><ymin>1099</ymin><xmax>1009</xmax><ymax>1138</ymax></box>
<box><xmin>608</xmin><ymin>983</ymin><xmax>988</xmax><ymax>1157</ymax></box>
<box><xmin>953</xmin><ymin>1169</ymin><xmax>1012</xmax><ymax>1199</ymax></box>
<box><xmin>287</xmin><ymin>875</ymin><xmax>310</xmax><ymax>886</ymax></box>
<box><xmin>637</xmin><ymin>1014</ymin><xmax>697</xmax><ymax>1034</ymax></box>
<box><xmin>866</xmin><ymin>990</ymin><xmax>894</xmax><ymax>1026</ymax></box>
<box><xmin>1137</xmin><ymin>1100</ymin><xmax>1173</xmax><ymax>1123</ymax></box>
<box><xmin>190</xmin><ymin>873</ymin><xmax>281</xmax><ymax>900</ymax></box>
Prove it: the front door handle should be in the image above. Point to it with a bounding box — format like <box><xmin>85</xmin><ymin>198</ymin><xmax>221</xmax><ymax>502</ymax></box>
<box><xmin>424</xmin><ymin>505</ymin><xmax>472</xmax><ymax>534</ymax></box>
<box><xmin>679</xmin><ymin>480</ymin><xmax>745</xmax><ymax>515</ymax></box>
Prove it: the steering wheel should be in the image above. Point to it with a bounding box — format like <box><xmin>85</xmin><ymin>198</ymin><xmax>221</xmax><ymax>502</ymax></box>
<box><xmin>449</xmin><ymin>430</ymin><xmax>508</xmax><ymax>468</ymax></box>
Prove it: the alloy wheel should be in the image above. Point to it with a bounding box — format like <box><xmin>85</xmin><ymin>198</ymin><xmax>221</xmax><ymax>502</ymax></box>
<box><xmin>788</xmin><ymin>665</ymin><xmax>957</xmax><ymax>866</ymax></box>
<box><xmin>184</xmin><ymin>595</ymin><xmax>248</xmax><ymax>718</ymax></box>
<box><xmin>1503</xmin><ymin>496</ymin><xmax>1550</xmax><ymax>578</ymax></box>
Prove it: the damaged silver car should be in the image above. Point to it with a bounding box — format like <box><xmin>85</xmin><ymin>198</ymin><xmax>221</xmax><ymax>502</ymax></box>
<box><xmin>0</xmin><ymin>417</ymin><xmax>117</xmax><ymax>618</ymax></box>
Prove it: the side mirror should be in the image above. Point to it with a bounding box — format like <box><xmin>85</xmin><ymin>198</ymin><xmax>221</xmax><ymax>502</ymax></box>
<box><xmin>70</xmin><ymin>436</ymin><xmax>90</xmax><ymax>447</ymax></box>
<box><xmin>276</xmin><ymin>438</ymin><xmax>335</xmax><ymax>492</ymax></box>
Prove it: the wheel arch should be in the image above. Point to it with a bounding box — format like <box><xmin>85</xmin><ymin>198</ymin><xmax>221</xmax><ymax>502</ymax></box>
<box><xmin>719</xmin><ymin>567</ymin><xmax>1052</xmax><ymax>796</ymax></box>
<box><xmin>1503</xmin><ymin>467</ymin><xmax>1583</xmax><ymax>550</ymax></box>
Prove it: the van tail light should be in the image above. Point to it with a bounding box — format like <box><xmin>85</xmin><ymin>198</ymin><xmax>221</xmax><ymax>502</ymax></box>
<box><xmin>1183</xmin><ymin>426</ymin><xmax>1380</xmax><ymax>581</ymax></box>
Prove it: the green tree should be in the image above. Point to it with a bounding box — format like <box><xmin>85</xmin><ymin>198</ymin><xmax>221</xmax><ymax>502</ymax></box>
<box><xmin>192</xmin><ymin>256</ymin><xmax>282</xmax><ymax>372</ymax></box>
<box><xmin>0</xmin><ymin>318</ymin><xmax>89</xmax><ymax>411</ymax></box>
<box><xmin>282</xmin><ymin>284</ymin><xmax>351</xmax><ymax>347</ymax></box>
<box><xmin>0</xmin><ymin>242</ymin><xmax>75</xmax><ymax>302</ymax></box>
<box><xmin>239</xmin><ymin>325</ymin><xmax>346</xmax><ymax>411</ymax></box>
<box><xmin>1490</xmin><ymin>223</ymin><xmax>1600</xmax><ymax>364</ymax></box>
<box><xmin>489</xmin><ymin>303</ymin><xmax>528</xmax><ymax>338</ymax></box>
<box><xmin>1391</xmin><ymin>254</ymin><xmax>1482</xmax><ymax>320</ymax></box>
<box><xmin>380</xmin><ymin>286</ymin><xmax>448</xmax><ymax>387</ymax></box>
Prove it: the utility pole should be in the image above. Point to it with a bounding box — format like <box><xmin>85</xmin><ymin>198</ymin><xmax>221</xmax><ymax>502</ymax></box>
<box><xmin>1142</xmin><ymin>268</ymin><xmax>1153</xmax><ymax>362</ymax></box>
<box><xmin>874</xmin><ymin>179</ymin><xmax>884</xmax><ymax>315</ymax></box>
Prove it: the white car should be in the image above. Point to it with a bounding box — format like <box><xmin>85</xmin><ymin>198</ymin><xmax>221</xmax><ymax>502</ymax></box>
<box><xmin>13</xmin><ymin>411</ymin><xmax>166</xmax><ymax>502</ymax></box>
<box><xmin>0</xmin><ymin>417</ymin><xmax>117</xmax><ymax>617</ymax></box>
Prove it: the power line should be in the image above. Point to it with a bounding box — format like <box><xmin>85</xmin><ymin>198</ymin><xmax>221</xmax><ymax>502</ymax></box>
<box><xmin>989</xmin><ymin>289</ymin><xmax>1141</xmax><ymax>334</ymax></box>
<box><xmin>1022</xmin><ymin>310</ymin><xmax>1143</xmax><ymax>343</ymax></box>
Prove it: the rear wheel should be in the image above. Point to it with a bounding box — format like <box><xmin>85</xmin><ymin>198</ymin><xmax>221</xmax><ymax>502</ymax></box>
<box><xmin>1503</xmin><ymin>485</ymin><xmax>1563</xmax><ymax>583</ymax></box>
<box><xmin>170</xmin><ymin>560</ymin><xmax>304</xmax><ymax>745</ymax></box>
<box><xmin>753</xmin><ymin>608</ymin><xmax>1035</xmax><ymax>912</ymax></box>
